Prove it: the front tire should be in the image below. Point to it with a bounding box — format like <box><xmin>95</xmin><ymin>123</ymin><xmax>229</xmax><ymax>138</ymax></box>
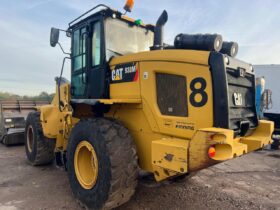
<box><xmin>24</xmin><ymin>112</ymin><xmax>55</xmax><ymax>165</ymax></box>
<box><xmin>67</xmin><ymin>118</ymin><xmax>138</xmax><ymax>210</ymax></box>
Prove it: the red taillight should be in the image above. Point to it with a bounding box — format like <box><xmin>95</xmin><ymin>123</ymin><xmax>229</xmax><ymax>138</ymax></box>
<box><xmin>208</xmin><ymin>146</ymin><xmax>216</xmax><ymax>158</ymax></box>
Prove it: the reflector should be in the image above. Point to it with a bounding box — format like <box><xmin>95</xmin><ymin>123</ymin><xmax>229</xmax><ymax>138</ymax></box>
<box><xmin>124</xmin><ymin>0</ymin><xmax>134</xmax><ymax>12</ymax></box>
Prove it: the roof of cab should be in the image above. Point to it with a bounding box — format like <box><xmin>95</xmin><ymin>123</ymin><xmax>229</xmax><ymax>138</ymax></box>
<box><xmin>68</xmin><ymin>7</ymin><xmax>154</xmax><ymax>31</ymax></box>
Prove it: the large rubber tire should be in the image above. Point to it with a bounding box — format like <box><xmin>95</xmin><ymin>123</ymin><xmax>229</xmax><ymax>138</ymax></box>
<box><xmin>67</xmin><ymin>118</ymin><xmax>138</xmax><ymax>210</ymax></box>
<box><xmin>24</xmin><ymin>112</ymin><xmax>55</xmax><ymax>166</ymax></box>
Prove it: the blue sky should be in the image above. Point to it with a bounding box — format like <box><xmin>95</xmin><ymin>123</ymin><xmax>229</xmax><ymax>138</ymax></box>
<box><xmin>0</xmin><ymin>0</ymin><xmax>280</xmax><ymax>95</ymax></box>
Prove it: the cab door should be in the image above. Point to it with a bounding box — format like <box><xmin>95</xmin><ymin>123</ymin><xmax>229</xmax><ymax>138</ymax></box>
<box><xmin>71</xmin><ymin>20</ymin><xmax>108</xmax><ymax>100</ymax></box>
<box><xmin>86</xmin><ymin>21</ymin><xmax>109</xmax><ymax>99</ymax></box>
<box><xmin>71</xmin><ymin>26</ymin><xmax>88</xmax><ymax>98</ymax></box>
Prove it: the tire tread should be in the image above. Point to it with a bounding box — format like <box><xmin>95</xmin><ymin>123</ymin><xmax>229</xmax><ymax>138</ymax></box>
<box><xmin>25</xmin><ymin>112</ymin><xmax>55</xmax><ymax>165</ymax></box>
<box><xmin>70</xmin><ymin>118</ymin><xmax>138</xmax><ymax>210</ymax></box>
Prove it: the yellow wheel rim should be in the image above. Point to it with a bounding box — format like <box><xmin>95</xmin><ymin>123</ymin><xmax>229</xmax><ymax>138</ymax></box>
<box><xmin>74</xmin><ymin>141</ymin><xmax>98</xmax><ymax>190</ymax></box>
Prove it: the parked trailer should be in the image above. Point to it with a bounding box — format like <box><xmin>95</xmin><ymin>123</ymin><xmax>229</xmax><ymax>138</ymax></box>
<box><xmin>0</xmin><ymin>100</ymin><xmax>49</xmax><ymax>146</ymax></box>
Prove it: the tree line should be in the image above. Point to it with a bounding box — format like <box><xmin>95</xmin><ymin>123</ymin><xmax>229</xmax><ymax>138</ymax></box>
<box><xmin>0</xmin><ymin>91</ymin><xmax>54</xmax><ymax>101</ymax></box>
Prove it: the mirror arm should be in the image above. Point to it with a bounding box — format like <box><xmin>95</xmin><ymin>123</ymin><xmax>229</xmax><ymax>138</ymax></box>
<box><xmin>58</xmin><ymin>56</ymin><xmax>71</xmax><ymax>112</ymax></box>
<box><xmin>57</xmin><ymin>42</ymin><xmax>71</xmax><ymax>55</ymax></box>
<box><xmin>59</xmin><ymin>29</ymin><xmax>72</xmax><ymax>38</ymax></box>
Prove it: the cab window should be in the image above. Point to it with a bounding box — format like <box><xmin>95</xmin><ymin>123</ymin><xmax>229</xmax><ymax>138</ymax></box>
<box><xmin>92</xmin><ymin>22</ymin><xmax>101</xmax><ymax>66</ymax></box>
<box><xmin>73</xmin><ymin>27</ymin><xmax>86</xmax><ymax>71</ymax></box>
<box><xmin>105</xmin><ymin>18</ymin><xmax>154</xmax><ymax>59</ymax></box>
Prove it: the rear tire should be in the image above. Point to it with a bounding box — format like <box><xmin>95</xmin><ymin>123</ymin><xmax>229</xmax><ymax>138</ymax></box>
<box><xmin>271</xmin><ymin>139</ymin><xmax>280</xmax><ymax>150</ymax></box>
<box><xmin>2</xmin><ymin>136</ymin><xmax>7</xmax><ymax>146</ymax></box>
<box><xmin>67</xmin><ymin>118</ymin><xmax>138</xmax><ymax>210</ymax></box>
<box><xmin>24</xmin><ymin>112</ymin><xmax>55</xmax><ymax>165</ymax></box>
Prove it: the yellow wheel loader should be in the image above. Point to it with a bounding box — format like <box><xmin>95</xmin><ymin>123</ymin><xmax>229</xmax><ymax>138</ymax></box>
<box><xmin>24</xmin><ymin>2</ymin><xmax>274</xmax><ymax>209</ymax></box>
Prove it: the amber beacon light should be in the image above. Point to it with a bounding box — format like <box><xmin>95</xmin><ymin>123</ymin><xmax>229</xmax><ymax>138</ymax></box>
<box><xmin>124</xmin><ymin>0</ymin><xmax>135</xmax><ymax>12</ymax></box>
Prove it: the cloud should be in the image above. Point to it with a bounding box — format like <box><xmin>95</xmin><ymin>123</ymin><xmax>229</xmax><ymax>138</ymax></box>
<box><xmin>25</xmin><ymin>0</ymin><xmax>56</xmax><ymax>10</ymax></box>
<box><xmin>0</xmin><ymin>0</ymin><xmax>280</xmax><ymax>96</ymax></box>
<box><xmin>0</xmin><ymin>7</ymin><xmax>71</xmax><ymax>95</ymax></box>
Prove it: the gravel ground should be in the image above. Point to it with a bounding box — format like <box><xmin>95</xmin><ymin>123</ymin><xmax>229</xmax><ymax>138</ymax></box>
<box><xmin>0</xmin><ymin>144</ymin><xmax>279</xmax><ymax>210</ymax></box>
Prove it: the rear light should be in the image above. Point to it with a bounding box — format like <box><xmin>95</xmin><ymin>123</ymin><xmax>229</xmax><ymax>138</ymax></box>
<box><xmin>208</xmin><ymin>146</ymin><xmax>216</xmax><ymax>158</ymax></box>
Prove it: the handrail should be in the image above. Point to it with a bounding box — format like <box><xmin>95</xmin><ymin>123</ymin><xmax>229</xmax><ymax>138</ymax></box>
<box><xmin>68</xmin><ymin>4</ymin><xmax>111</xmax><ymax>27</ymax></box>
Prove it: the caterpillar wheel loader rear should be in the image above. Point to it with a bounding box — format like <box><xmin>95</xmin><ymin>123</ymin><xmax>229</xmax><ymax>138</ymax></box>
<box><xmin>24</xmin><ymin>2</ymin><xmax>274</xmax><ymax>209</ymax></box>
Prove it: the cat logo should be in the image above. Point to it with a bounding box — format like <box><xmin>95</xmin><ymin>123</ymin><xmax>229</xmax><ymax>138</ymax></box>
<box><xmin>111</xmin><ymin>62</ymin><xmax>138</xmax><ymax>84</ymax></box>
<box><xmin>112</xmin><ymin>68</ymin><xmax>124</xmax><ymax>81</ymax></box>
<box><xmin>233</xmin><ymin>92</ymin><xmax>243</xmax><ymax>106</ymax></box>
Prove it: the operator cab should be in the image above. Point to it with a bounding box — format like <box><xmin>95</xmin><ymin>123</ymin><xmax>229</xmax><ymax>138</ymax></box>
<box><xmin>67</xmin><ymin>6</ymin><xmax>154</xmax><ymax>99</ymax></box>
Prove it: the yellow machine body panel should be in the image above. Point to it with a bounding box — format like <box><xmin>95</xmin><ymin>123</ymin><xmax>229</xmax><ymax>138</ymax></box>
<box><xmin>139</xmin><ymin>60</ymin><xmax>213</xmax><ymax>137</ymax></box>
<box><xmin>106</xmin><ymin>50</ymin><xmax>214</xmax><ymax>173</ymax></box>
<box><xmin>39</xmin><ymin>81</ymin><xmax>79</xmax><ymax>150</ymax></box>
<box><xmin>152</xmin><ymin>138</ymin><xmax>189</xmax><ymax>173</ymax></box>
<box><xmin>109</xmin><ymin>50</ymin><xmax>213</xmax><ymax>138</ymax></box>
<box><xmin>39</xmin><ymin>82</ymin><xmax>71</xmax><ymax>139</ymax></box>
<box><xmin>110</xmin><ymin>62</ymin><xmax>141</xmax><ymax>100</ymax></box>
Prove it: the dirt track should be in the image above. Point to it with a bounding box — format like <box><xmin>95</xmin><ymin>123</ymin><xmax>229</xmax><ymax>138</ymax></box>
<box><xmin>0</xmin><ymin>144</ymin><xmax>280</xmax><ymax>210</ymax></box>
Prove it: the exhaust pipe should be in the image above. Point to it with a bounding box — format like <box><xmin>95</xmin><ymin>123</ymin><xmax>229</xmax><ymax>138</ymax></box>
<box><xmin>151</xmin><ymin>10</ymin><xmax>168</xmax><ymax>50</ymax></box>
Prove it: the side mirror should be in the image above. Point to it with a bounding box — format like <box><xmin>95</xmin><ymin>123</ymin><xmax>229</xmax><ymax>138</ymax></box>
<box><xmin>50</xmin><ymin>27</ymin><xmax>60</xmax><ymax>47</ymax></box>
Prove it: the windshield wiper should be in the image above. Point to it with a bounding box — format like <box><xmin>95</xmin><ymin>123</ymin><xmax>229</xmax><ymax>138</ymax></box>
<box><xmin>107</xmin><ymin>49</ymin><xmax>123</xmax><ymax>56</ymax></box>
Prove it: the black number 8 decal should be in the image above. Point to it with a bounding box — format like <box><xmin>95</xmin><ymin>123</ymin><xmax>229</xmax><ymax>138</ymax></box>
<box><xmin>190</xmin><ymin>77</ymin><xmax>208</xmax><ymax>107</ymax></box>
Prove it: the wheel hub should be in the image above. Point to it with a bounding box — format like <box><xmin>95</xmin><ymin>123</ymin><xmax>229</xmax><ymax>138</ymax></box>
<box><xmin>74</xmin><ymin>141</ymin><xmax>98</xmax><ymax>189</ymax></box>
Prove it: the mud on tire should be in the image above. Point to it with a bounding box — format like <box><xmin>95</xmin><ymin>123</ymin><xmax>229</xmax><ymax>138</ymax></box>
<box><xmin>24</xmin><ymin>111</ymin><xmax>55</xmax><ymax>165</ymax></box>
<box><xmin>67</xmin><ymin>118</ymin><xmax>139</xmax><ymax>210</ymax></box>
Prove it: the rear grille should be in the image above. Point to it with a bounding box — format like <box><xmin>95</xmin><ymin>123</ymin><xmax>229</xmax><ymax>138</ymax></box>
<box><xmin>209</xmin><ymin>52</ymin><xmax>258</xmax><ymax>137</ymax></box>
<box><xmin>226</xmin><ymin>68</ymin><xmax>258</xmax><ymax>133</ymax></box>
<box><xmin>156</xmin><ymin>73</ymin><xmax>188</xmax><ymax>117</ymax></box>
